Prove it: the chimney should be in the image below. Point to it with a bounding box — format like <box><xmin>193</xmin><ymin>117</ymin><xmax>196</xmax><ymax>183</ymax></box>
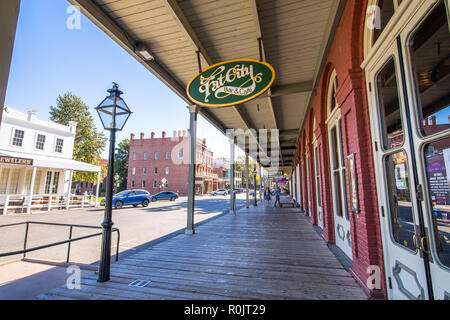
<box><xmin>448</xmin><ymin>115</ymin><xmax>450</xmax><ymax>124</ymax></box>
<box><xmin>130</xmin><ymin>133</ymin><xmax>135</xmax><ymax>140</ymax></box>
<box><xmin>27</xmin><ymin>108</ymin><xmax>38</xmax><ymax>122</ymax></box>
<box><xmin>140</xmin><ymin>132</ymin><xmax>145</xmax><ymax>140</ymax></box>
<box><xmin>183</xmin><ymin>130</ymin><xmax>186</xmax><ymax>137</ymax></box>
<box><xmin>203</xmin><ymin>138</ymin><xmax>206</xmax><ymax>145</ymax></box>
<box><xmin>430</xmin><ymin>116</ymin><xmax>436</xmax><ymax>126</ymax></box>
<box><xmin>68</xmin><ymin>121</ymin><xmax>77</xmax><ymax>134</ymax></box>
<box><xmin>173</xmin><ymin>131</ymin><xmax>177</xmax><ymax>138</ymax></box>
<box><xmin>151</xmin><ymin>132</ymin><xmax>155</xmax><ymax>139</ymax></box>
<box><xmin>423</xmin><ymin>117</ymin><xmax>429</xmax><ymax>126</ymax></box>
<box><xmin>162</xmin><ymin>131</ymin><xmax>166</xmax><ymax>138</ymax></box>
<box><xmin>178</xmin><ymin>130</ymin><xmax>182</xmax><ymax>138</ymax></box>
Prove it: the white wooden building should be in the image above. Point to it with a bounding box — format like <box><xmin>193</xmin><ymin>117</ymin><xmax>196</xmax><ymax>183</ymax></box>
<box><xmin>0</xmin><ymin>105</ymin><xmax>101</xmax><ymax>214</ymax></box>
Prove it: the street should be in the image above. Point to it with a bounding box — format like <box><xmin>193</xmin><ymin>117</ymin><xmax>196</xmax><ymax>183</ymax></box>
<box><xmin>0</xmin><ymin>194</ymin><xmax>251</xmax><ymax>265</ymax></box>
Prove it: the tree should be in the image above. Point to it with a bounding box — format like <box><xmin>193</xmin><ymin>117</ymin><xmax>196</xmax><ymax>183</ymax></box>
<box><xmin>114</xmin><ymin>139</ymin><xmax>130</xmax><ymax>192</ymax></box>
<box><xmin>50</xmin><ymin>93</ymin><xmax>107</xmax><ymax>182</ymax></box>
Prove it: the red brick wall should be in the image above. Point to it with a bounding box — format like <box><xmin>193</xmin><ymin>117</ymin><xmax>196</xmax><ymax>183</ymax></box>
<box><xmin>127</xmin><ymin>132</ymin><xmax>215</xmax><ymax>196</ymax></box>
<box><xmin>294</xmin><ymin>0</ymin><xmax>386</xmax><ymax>298</ymax></box>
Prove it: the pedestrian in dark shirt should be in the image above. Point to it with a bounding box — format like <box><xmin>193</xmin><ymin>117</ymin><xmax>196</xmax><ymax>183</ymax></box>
<box><xmin>274</xmin><ymin>186</ymin><xmax>281</xmax><ymax>208</ymax></box>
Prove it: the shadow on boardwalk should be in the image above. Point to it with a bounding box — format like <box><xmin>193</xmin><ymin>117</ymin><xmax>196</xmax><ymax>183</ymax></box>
<box><xmin>37</xmin><ymin>198</ymin><xmax>367</xmax><ymax>300</ymax></box>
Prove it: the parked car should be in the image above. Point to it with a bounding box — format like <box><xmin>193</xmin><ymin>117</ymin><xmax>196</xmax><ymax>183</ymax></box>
<box><xmin>100</xmin><ymin>190</ymin><xmax>152</xmax><ymax>209</ymax></box>
<box><xmin>151</xmin><ymin>191</ymin><xmax>179</xmax><ymax>202</ymax></box>
<box><xmin>211</xmin><ymin>189</ymin><xmax>228</xmax><ymax>196</ymax></box>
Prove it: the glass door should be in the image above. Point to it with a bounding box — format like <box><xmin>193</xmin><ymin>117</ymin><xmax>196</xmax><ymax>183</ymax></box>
<box><xmin>366</xmin><ymin>0</ymin><xmax>450</xmax><ymax>299</ymax></box>
<box><xmin>328</xmin><ymin>115</ymin><xmax>352</xmax><ymax>260</ymax></box>
<box><xmin>400</xmin><ymin>0</ymin><xmax>450</xmax><ymax>300</ymax></box>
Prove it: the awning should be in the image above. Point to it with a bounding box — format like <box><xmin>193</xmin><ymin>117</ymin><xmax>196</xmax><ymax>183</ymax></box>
<box><xmin>0</xmin><ymin>151</ymin><xmax>101</xmax><ymax>173</ymax></box>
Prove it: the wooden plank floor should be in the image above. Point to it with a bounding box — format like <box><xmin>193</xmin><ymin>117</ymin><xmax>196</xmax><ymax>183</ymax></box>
<box><xmin>37</xmin><ymin>200</ymin><xmax>367</xmax><ymax>300</ymax></box>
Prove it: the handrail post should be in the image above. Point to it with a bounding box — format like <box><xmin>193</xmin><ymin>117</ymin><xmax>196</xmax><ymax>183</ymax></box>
<box><xmin>115</xmin><ymin>229</ymin><xmax>120</xmax><ymax>262</ymax></box>
<box><xmin>23</xmin><ymin>222</ymin><xmax>29</xmax><ymax>259</ymax></box>
<box><xmin>66</xmin><ymin>226</ymin><xmax>73</xmax><ymax>263</ymax></box>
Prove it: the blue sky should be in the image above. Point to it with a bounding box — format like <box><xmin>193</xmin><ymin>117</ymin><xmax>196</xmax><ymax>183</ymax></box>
<box><xmin>5</xmin><ymin>0</ymin><xmax>241</xmax><ymax>159</ymax></box>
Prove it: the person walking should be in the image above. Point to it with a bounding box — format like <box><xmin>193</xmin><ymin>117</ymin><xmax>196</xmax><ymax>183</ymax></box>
<box><xmin>264</xmin><ymin>187</ymin><xmax>271</xmax><ymax>207</ymax></box>
<box><xmin>274</xmin><ymin>186</ymin><xmax>281</xmax><ymax>208</ymax></box>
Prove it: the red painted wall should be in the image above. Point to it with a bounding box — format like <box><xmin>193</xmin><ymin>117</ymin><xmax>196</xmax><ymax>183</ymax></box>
<box><xmin>294</xmin><ymin>0</ymin><xmax>386</xmax><ymax>299</ymax></box>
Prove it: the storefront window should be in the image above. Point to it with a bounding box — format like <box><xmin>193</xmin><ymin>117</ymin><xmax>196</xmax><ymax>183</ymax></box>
<box><xmin>424</xmin><ymin>137</ymin><xmax>450</xmax><ymax>268</ymax></box>
<box><xmin>409</xmin><ymin>0</ymin><xmax>450</xmax><ymax>137</ymax></box>
<box><xmin>377</xmin><ymin>58</ymin><xmax>404</xmax><ymax>149</ymax></box>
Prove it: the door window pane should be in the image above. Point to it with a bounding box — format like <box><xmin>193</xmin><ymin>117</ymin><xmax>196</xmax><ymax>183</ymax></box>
<box><xmin>331</xmin><ymin>127</ymin><xmax>339</xmax><ymax>170</ymax></box>
<box><xmin>385</xmin><ymin>151</ymin><xmax>416</xmax><ymax>251</ymax></box>
<box><xmin>334</xmin><ymin>171</ymin><xmax>343</xmax><ymax>217</ymax></box>
<box><xmin>315</xmin><ymin>147</ymin><xmax>322</xmax><ymax>207</ymax></box>
<box><xmin>373</xmin><ymin>0</ymin><xmax>396</xmax><ymax>44</ymax></box>
<box><xmin>45</xmin><ymin>172</ymin><xmax>52</xmax><ymax>194</ymax></box>
<box><xmin>377</xmin><ymin>58</ymin><xmax>404</xmax><ymax>149</ymax></box>
<box><xmin>409</xmin><ymin>0</ymin><xmax>450</xmax><ymax>137</ymax></box>
<box><xmin>424</xmin><ymin>137</ymin><xmax>450</xmax><ymax>268</ymax></box>
<box><xmin>52</xmin><ymin>172</ymin><xmax>60</xmax><ymax>194</ymax></box>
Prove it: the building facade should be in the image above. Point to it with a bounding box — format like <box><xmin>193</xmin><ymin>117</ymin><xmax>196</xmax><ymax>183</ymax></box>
<box><xmin>127</xmin><ymin>130</ymin><xmax>217</xmax><ymax>195</ymax></box>
<box><xmin>0</xmin><ymin>106</ymin><xmax>101</xmax><ymax>214</ymax></box>
<box><xmin>72</xmin><ymin>158</ymin><xmax>108</xmax><ymax>195</ymax></box>
<box><xmin>289</xmin><ymin>0</ymin><xmax>450</xmax><ymax>300</ymax></box>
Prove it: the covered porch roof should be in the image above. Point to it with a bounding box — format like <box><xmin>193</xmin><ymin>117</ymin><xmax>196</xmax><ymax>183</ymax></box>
<box><xmin>0</xmin><ymin>151</ymin><xmax>101</xmax><ymax>172</ymax></box>
<box><xmin>70</xmin><ymin>0</ymin><xmax>346</xmax><ymax>170</ymax></box>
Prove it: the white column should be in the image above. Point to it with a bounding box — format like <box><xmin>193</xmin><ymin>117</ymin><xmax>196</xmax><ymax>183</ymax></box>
<box><xmin>26</xmin><ymin>167</ymin><xmax>37</xmax><ymax>214</ymax></box>
<box><xmin>95</xmin><ymin>171</ymin><xmax>101</xmax><ymax>207</ymax></box>
<box><xmin>246</xmin><ymin>153</ymin><xmax>249</xmax><ymax>208</ymax></box>
<box><xmin>258</xmin><ymin>165</ymin><xmax>262</xmax><ymax>202</ymax></box>
<box><xmin>229</xmin><ymin>137</ymin><xmax>235</xmax><ymax>215</ymax></box>
<box><xmin>66</xmin><ymin>170</ymin><xmax>73</xmax><ymax>211</ymax></box>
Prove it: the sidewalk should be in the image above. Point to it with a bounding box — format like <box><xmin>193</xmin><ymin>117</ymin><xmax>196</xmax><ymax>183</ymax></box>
<box><xmin>36</xmin><ymin>197</ymin><xmax>367</xmax><ymax>300</ymax></box>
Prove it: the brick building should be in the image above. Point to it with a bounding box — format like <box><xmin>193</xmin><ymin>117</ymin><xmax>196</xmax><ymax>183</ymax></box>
<box><xmin>127</xmin><ymin>130</ymin><xmax>216</xmax><ymax>196</ymax></box>
<box><xmin>72</xmin><ymin>159</ymin><xmax>108</xmax><ymax>195</ymax></box>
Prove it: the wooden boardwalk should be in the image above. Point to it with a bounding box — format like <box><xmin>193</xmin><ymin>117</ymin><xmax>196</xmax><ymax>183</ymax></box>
<box><xmin>37</xmin><ymin>202</ymin><xmax>367</xmax><ymax>300</ymax></box>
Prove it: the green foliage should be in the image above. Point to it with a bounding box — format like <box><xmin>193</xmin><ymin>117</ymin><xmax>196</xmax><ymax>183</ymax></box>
<box><xmin>49</xmin><ymin>92</ymin><xmax>107</xmax><ymax>182</ymax></box>
<box><xmin>114</xmin><ymin>139</ymin><xmax>130</xmax><ymax>192</ymax></box>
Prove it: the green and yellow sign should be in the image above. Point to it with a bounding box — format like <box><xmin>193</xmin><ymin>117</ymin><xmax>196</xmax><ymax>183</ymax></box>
<box><xmin>187</xmin><ymin>59</ymin><xmax>275</xmax><ymax>107</ymax></box>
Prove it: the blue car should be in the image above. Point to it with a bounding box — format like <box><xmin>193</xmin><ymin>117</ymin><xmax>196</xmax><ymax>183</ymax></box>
<box><xmin>151</xmin><ymin>191</ymin><xmax>179</xmax><ymax>202</ymax></box>
<box><xmin>106</xmin><ymin>190</ymin><xmax>152</xmax><ymax>209</ymax></box>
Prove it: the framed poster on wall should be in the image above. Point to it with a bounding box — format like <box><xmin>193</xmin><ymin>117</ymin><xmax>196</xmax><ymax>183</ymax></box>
<box><xmin>347</xmin><ymin>153</ymin><xmax>360</xmax><ymax>213</ymax></box>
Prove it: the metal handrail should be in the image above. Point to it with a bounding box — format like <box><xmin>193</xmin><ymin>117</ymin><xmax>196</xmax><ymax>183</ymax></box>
<box><xmin>0</xmin><ymin>222</ymin><xmax>120</xmax><ymax>263</ymax></box>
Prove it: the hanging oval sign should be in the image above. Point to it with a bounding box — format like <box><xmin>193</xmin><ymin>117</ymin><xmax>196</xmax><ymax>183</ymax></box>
<box><xmin>187</xmin><ymin>59</ymin><xmax>275</xmax><ymax>107</ymax></box>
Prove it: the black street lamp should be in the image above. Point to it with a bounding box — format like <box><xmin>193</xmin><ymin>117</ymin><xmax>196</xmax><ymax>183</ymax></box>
<box><xmin>96</xmin><ymin>83</ymin><xmax>132</xmax><ymax>282</ymax></box>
